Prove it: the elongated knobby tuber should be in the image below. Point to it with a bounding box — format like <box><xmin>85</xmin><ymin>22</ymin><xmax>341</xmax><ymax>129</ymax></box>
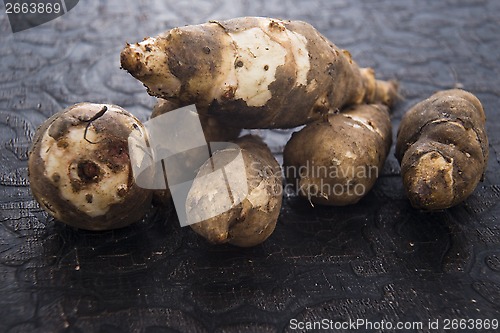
<box><xmin>28</xmin><ymin>103</ymin><xmax>153</xmax><ymax>230</ymax></box>
<box><xmin>396</xmin><ymin>89</ymin><xmax>489</xmax><ymax>210</ymax></box>
<box><xmin>187</xmin><ymin>135</ymin><xmax>282</xmax><ymax>247</ymax></box>
<box><xmin>120</xmin><ymin>17</ymin><xmax>398</xmax><ymax>129</ymax></box>
<box><xmin>283</xmin><ymin>104</ymin><xmax>392</xmax><ymax>205</ymax></box>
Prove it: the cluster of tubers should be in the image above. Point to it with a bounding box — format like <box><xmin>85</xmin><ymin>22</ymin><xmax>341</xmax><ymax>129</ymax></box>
<box><xmin>28</xmin><ymin>17</ymin><xmax>488</xmax><ymax>246</ymax></box>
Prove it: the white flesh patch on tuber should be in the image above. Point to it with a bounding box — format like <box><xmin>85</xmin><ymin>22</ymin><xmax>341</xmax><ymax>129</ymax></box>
<box><xmin>413</xmin><ymin>152</ymin><xmax>454</xmax><ymax>199</ymax></box>
<box><xmin>345</xmin><ymin>114</ymin><xmax>383</xmax><ymax>138</ymax></box>
<box><xmin>246</xmin><ymin>179</ymin><xmax>273</xmax><ymax>211</ymax></box>
<box><xmin>218</xmin><ymin>18</ymin><xmax>310</xmax><ymax>107</ymax></box>
<box><xmin>345</xmin><ymin>151</ymin><xmax>357</xmax><ymax>159</ymax></box>
<box><xmin>40</xmin><ymin>126</ymin><xmax>130</xmax><ymax>217</ymax></box>
<box><xmin>266</xmin><ymin>21</ymin><xmax>310</xmax><ymax>86</ymax></box>
<box><xmin>287</xmin><ymin>31</ymin><xmax>310</xmax><ymax>86</ymax></box>
<box><xmin>228</xmin><ymin>27</ymin><xmax>287</xmax><ymax>107</ymax></box>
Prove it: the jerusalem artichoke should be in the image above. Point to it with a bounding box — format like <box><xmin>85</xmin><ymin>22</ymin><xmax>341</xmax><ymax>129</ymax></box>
<box><xmin>395</xmin><ymin>89</ymin><xmax>489</xmax><ymax>210</ymax></box>
<box><xmin>283</xmin><ymin>104</ymin><xmax>392</xmax><ymax>205</ymax></box>
<box><xmin>187</xmin><ymin>135</ymin><xmax>282</xmax><ymax>247</ymax></box>
<box><xmin>28</xmin><ymin>103</ymin><xmax>153</xmax><ymax>230</ymax></box>
<box><xmin>120</xmin><ymin>17</ymin><xmax>398</xmax><ymax>129</ymax></box>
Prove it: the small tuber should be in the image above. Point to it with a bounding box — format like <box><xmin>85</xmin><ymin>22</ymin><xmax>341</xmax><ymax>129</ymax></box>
<box><xmin>187</xmin><ymin>135</ymin><xmax>282</xmax><ymax>247</ymax></box>
<box><xmin>28</xmin><ymin>103</ymin><xmax>153</xmax><ymax>230</ymax></box>
<box><xmin>395</xmin><ymin>89</ymin><xmax>489</xmax><ymax>210</ymax></box>
<box><xmin>283</xmin><ymin>104</ymin><xmax>392</xmax><ymax>205</ymax></box>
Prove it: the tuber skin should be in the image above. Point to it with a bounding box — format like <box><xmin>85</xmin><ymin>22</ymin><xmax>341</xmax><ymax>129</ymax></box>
<box><xmin>283</xmin><ymin>104</ymin><xmax>392</xmax><ymax>206</ymax></box>
<box><xmin>120</xmin><ymin>17</ymin><xmax>398</xmax><ymax>129</ymax></box>
<box><xmin>395</xmin><ymin>89</ymin><xmax>489</xmax><ymax>210</ymax></box>
<box><xmin>187</xmin><ymin>135</ymin><xmax>282</xmax><ymax>247</ymax></box>
<box><xmin>28</xmin><ymin>103</ymin><xmax>153</xmax><ymax>230</ymax></box>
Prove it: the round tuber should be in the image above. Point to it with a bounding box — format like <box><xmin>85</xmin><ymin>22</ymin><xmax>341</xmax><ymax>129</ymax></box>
<box><xmin>28</xmin><ymin>103</ymin><xmax>153</xmax><ymax>230</ymax></box>
<box><xmin>186</xmin><ymin>135</ymin><xmax>282</xmax><ymax>247</ymax></box>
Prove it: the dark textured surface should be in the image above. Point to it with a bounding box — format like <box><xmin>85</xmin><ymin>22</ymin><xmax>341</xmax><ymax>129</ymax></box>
<box><xmin>1</xmin><ymin>0</ymin><xmax>500</xmax><ymax>332</ymax></box>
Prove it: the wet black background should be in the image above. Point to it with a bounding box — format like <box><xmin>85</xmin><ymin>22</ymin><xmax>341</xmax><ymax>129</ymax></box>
<box><xmin>1</xmin><ymin>0</ymin><xmax>500</xmax><ymax>332</ymax></box>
